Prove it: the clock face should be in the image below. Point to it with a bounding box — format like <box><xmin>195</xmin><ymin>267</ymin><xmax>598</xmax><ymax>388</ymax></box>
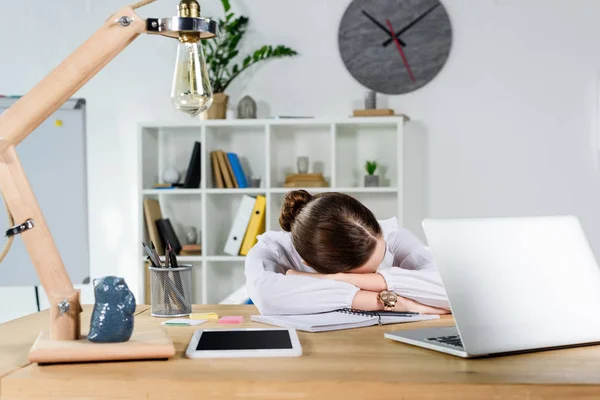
<box><xmin>338</xmin><ymin>0</ymin><xmax>452</xmax><ymax>95</ymax></box>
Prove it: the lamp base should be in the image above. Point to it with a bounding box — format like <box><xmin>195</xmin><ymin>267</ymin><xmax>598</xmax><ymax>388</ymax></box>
<box><xmin>28</xmin><ymin>326</ymin><xmax>176</xmax><ymax>364</ymax></box>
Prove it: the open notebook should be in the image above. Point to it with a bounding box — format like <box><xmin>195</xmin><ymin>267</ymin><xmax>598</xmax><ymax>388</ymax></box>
<box><xmin>251</xmin><ymin>309</ymin><xmax>440</xmax><ymax>333</ymax></box>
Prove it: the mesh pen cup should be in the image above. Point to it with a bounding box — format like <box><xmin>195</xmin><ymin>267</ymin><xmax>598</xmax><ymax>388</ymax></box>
<box><xmin>149</xmin><ymin>265</ymin><xmax>192</xmax><ymax>317</ymax></box>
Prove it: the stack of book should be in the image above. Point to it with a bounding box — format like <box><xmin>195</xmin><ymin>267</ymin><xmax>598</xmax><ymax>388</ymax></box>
<box><xmin>210</xmin><ymin>150</ymin><xmax>249</xmax><ymax>189</ymax></box>
<box><xmin>223</xmin><ymin>195</ymin><xmax>267</xmax><ymax>256</ymax></box>
<box><xmin>284</xmin><ymin>173</ymin><xmax>328</xmax><ymax>188</ymax></box>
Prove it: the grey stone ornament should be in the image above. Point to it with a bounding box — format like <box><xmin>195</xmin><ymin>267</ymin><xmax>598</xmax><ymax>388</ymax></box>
<box><xmin>338</xmin><ymin>0</ymin><xmax>452</xmax><ymax>94</ymax></box>
<box><xmin>237</xmin><ymin>95</ymin><xmax>257</xmax><ymax>119</ymax></box>
<box><xmin>88</xmin><ymin>276</ymin><xmax>136</xmax><ymax>343</ymax></box>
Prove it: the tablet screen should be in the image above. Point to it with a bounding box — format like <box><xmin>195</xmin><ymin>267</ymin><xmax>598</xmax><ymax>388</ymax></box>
<box><xmin>196</xmin><ymin>330</ymin><xmax>293</xmax><ymax>351</ymax></box>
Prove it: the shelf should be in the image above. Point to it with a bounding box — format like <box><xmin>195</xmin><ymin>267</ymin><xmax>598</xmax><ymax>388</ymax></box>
<box><xmin>269</xmin><ymin>187</ymin><xmax>397</xmax><ymax>194</ymax></box>
<box><xmin>144</xmin><ymin>187</ymin><xmax>396</xmax><ymax>195</ymax></box>
<box><xmin>205</xmin><ymin>256</ymin><xmax>246</xmax><ymax>262</ymax></box>
<box><xmin>139</xmin><ymin>117</ymin><xmax>407</xmax><ymax>305</ymax></box>
<box><xmin>143</xmin><ymin>255</ymin><xmax>246</xmax><ymax>263</ymax></box>
<box><xmin>138</xmin><ymin>116</ymin><xmax>408</xmax><ymax>129</ymax></box>
<box><xmin>142</xmin><ymin>189</ymin><xmax>203</xmax><ymax>195</ymax></box>
<box><xmin>205</xmin><ymin>188</ymin><xmax>265</xmax><ymax>195</ymax></box>
<box><xmin>141</xmin><ymin>255</ymin><xmax>203</xmax><ymax>263</ymax></box>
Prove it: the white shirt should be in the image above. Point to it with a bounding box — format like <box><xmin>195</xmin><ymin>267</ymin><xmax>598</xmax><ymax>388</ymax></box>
<box><xmin>244</xmin><ymin>217</ymin><xmax>449</xmax><ymax>315</ymax></box>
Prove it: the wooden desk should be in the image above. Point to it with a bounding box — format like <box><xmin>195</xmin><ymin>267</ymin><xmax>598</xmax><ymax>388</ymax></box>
<box><xmin>2</xmin><ymin>305</ymin><xmax>600</xmax><ymax>399</ymax></box>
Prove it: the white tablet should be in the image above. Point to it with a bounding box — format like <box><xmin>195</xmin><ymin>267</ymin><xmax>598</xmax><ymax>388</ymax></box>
<box><xmin>185</xmin><ymin>328</ymin><xmax>303</xmax><ymax>358</ymax></box>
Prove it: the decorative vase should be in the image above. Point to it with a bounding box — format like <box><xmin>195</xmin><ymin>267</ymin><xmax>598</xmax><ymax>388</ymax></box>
<box><xmin>237</xmin><ymin>95</ymin><xmax>257</xmax><ymax>119</ymax></box>
<box><xmin>297</xmin><ymin>156</ymin><xmax>309</xmax><ymax>174</ymax></box>
<box><xmin>364</xmin><ymin>175</ymin><xmax>379</xmax><ymax>187</ymax></box>
<box><xmin>207</xmin><ymin>92</ymin><xmax>228</xmax><ymax>120</ymax></box>
<box><xmin>364</xmin><ymin>90</ymin><xmax>376</xmax><ymax>109</ymax></box>
<box><xmin>185</xmin><ymin>226</ymin><xmax>198</xmax><ymax>245</ymax></box>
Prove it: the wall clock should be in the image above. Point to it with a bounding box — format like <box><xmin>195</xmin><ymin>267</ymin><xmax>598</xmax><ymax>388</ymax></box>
<box><xmin>338</xmin><ymin>0</ymin><xmax>452</xmax><ymax>95</ymax></box>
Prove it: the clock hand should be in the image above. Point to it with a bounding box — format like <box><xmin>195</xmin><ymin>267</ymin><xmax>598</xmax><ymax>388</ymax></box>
<box><xmin>382</xmin><ymin>3</ymin><xmax>440</xmax><ymax>47</ymax></box>
<box><xmin>385</xmin><ymin>18</ymin><xmax>416</xmax><ymax>83</ymax></box>
<box><xmin>361</xmin><ymin>9</ymin><xmax>407</xmax><ymax>47</ymax></box>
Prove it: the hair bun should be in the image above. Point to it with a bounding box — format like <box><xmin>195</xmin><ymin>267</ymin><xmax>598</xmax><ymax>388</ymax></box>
<box><xmin>279</xmin><ymin>190</ymin><xmax>313</xmax><ymax>232</ymax></box>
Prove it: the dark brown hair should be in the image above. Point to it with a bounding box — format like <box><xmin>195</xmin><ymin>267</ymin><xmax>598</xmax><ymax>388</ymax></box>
<box><xmin>279</xmin><ymin>190</ymin><xmax>382</xmax><ymax>274</ymax></box>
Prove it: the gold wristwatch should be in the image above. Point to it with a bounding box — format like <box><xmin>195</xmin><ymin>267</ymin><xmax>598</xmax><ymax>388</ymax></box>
<box><xmin>378</xmin><ymin>290</ymin><xmax>397</xmax><ymax>311</ymax></box>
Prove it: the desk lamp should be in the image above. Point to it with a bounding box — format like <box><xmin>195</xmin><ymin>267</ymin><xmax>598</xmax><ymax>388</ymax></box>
<box><xmin>0</xmin><ymin>0</ymin><xmax>217</xmax><ymax>363</ymax></box>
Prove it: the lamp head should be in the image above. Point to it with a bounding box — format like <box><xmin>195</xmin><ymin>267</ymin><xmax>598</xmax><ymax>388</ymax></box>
<box><xmin>146</xmin><ymin>0</ymin><xmax>217</xmax><ymax>41</ymax></box>
<box><xmin>146</xmin><ymin>0</ymin><xmax>218</xmax><ymax>117</ymax></box>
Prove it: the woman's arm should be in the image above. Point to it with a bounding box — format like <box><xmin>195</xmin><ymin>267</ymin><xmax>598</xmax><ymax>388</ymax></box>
<box><xmin>287</xmin><ymin>270</ymin><xmax>449</xmax><ymax>314</ymax></box>
<box><xmin>351</xmin><ymin>290</ymin><xmax>450</xmax><ymax>314</ymax></box>
<box><xmin>287</xmin><ymin>269</ymin><xmax>387</xmax><ymax>292</ymax></box>
<box><xmin>245</xmin><ymin>245</ymin><xmax>360</xmax><ymax>315</ymax></box>
<box><xmin>378</xmin><ymin>246</ymin><xmax>450</xmax><ymax>309</ymax></box>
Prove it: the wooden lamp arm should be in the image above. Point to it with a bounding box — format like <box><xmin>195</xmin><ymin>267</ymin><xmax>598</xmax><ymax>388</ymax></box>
<box><xmin>0</xmin><ymin>5</ymin><xmax>147</xmax><ymax>340</ymax></box>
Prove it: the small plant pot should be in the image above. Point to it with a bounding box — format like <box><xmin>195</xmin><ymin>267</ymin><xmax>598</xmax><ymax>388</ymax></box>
<box><xmin>364</xmin><ymin>175</ymin><xmax>379</xmax><ymax>187</ymax></box>
<box><xmin>207</xmin><ymin>92</ymin><xmax>228</xmax><ymax>120</ymax></box>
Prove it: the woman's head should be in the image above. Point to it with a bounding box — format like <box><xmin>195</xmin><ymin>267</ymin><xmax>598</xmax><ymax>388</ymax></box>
<box><xmin>279</xmin><ymin>190</ymin><xmax>386</xmax><ymax>274</ymax></box>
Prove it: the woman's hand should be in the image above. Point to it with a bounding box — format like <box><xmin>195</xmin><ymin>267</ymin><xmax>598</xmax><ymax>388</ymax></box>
<box><xmin>394</xmin><ymin>295</ymin><xmax>450</xmax><ymax>315</ymax></box>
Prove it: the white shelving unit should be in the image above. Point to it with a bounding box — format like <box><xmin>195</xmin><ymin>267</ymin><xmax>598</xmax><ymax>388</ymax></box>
<box><xmin>138</xmin><ymin>116</ymin><xmax>407</xmax><ymax>304</ymax></box>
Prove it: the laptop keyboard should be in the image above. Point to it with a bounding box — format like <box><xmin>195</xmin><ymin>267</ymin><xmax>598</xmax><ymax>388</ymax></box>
<box><xmin>426</xmin><ymin>335</ymin><xmax>464</xmax><ymax>349</ymax></box>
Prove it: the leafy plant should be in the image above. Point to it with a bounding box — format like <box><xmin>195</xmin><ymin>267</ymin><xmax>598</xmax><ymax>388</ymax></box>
<box><xmin>201</xmin><ymin>0</ymin><xmax>298</xmax><ymax>93</ymax></box>
<box><xmin>365</xmin><ymin>161</ymin><xmax>377</xmax><ymax>175</ymax></box>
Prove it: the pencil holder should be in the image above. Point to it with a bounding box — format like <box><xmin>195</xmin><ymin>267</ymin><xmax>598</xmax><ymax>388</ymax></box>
<box><xmin>149</xmin><ymin>265</ymin><xmax>193</xmax><ymax>317</ymax></box>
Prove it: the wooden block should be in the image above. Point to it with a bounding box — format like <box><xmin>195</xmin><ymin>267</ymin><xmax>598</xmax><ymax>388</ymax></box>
<box><xmin>49</xmin><ymin>290</ymin><xmax>80</xmax><ymax>341</ymax></box>
<box><xmin>352</xmin><ymin>108</ymin><xmax>395</xmax><ymax>117</ymax></box>
<box><xmin>285</xmin><ymin>173</ymin><xmax>324</xmax><ymax>183</ymax></box>
<box><xmin>284</xmin><ymin>181</ymin><xmax>329</xmax><ymax>188</ymax></box>
<box><xmin>28</xmin><ymin>324</ymin><xmax>176</xmax><ymax>364</ymax></box>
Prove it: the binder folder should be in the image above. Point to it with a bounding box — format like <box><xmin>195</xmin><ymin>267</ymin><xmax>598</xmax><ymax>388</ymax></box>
<box><xmin>240</xmin><ymin>195</ymin><xmax>266</xmax><ymax>255</ymax></box>
<box><xmin>223</xmin><ymin>195</ymin><xmax>256</xmax><ymax>256</ymax></box>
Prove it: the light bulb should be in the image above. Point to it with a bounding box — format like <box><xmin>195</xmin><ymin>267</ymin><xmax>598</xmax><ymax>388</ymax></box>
<box><xmin>170</xmin><ymin>39</ymin><xmax>212</xmax><ymax>117</ymax></box>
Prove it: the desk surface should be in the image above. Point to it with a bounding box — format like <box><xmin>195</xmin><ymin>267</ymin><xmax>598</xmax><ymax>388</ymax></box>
<box><xmin>2</xmin><ymin>305</ymin><xmax>600</xmax><ymax>399</ymax></box>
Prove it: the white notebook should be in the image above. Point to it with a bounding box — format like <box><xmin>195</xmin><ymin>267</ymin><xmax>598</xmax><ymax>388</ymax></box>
<box><xmin>251</xmin><ymin>309</ymin><xmax>440</xmax><ymax>333</ymax></box>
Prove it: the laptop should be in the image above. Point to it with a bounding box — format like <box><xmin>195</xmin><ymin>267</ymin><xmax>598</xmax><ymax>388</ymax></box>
<box><xmin>384</xmin><ymin>215</ymin><xmax>600</xmax><ymax>358</ymax></box>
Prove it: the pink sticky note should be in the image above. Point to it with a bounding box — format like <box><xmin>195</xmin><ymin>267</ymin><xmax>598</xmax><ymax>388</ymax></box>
<box><xmin>218</xmin><ymin>316</ymin><xmax>244</xmax><ymax>324</ymax></box>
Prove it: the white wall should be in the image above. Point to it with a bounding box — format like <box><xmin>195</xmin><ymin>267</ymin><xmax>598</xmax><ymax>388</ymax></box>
<box><xmin>2</xmin><ymin>0</ymin><xmax>600</xmax><ymax>321</ymax></box>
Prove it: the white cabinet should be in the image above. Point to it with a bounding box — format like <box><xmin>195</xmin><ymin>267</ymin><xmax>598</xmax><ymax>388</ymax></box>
<box><xmin>138</xmin><ymin>117</ymin><xmax>407</xmax><ymax>304</ymax></box>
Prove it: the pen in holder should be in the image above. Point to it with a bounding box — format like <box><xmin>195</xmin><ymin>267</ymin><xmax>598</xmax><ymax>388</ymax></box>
<box><xmin>149</xmin><ymin>264</ymin><xmax>192</xmax><ymax>317</ymax></box>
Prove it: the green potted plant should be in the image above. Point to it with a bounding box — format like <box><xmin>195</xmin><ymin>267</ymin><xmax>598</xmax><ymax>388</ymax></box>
<box><xmin>201</xmin><ymin>0</ymin><xmax>298</xmax><ymax>119</ymax></box>
<box><xmin>364</xmin><ymin>160</ymin><xmax>379</xmax><ymax>187</ymax></box>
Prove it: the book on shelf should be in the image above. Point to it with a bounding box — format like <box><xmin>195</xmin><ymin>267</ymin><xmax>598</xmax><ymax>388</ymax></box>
<box><xmin>143</xmin><ymin>199</ymin><xmax>165</xmax><ymax>255</ymax></box>
<box><xmin>156</xmin><ymin>218</ymin><xmax>182</xmax><ymax>255</ymax></box>
<box><xmin>227</xmin><ymin>152</ymin><xmax>248</xmax><ymax>188</ymax></box>
<box><xmin>211</xmin><ymin>149</ymin><xmax>250</xmax><ymax>189</ymax></box>
<box><xmin>183</xmin><ymin>141</ymin><xmax>201</xmax><ymax>189</ymax></box>
<box><xmin>210</xmin><ymin>151</ymin><xmax>224</xmax><ymax>189</ymax></box>
<box><xmin>214</xmin><ymin>150</ymin><xmax>235</xmax><ymax>188</ymax></box>
<box><xmin>223</xmin><ymin>194</ymin><xmax>267</xmax><ymax>256</ymax></box>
